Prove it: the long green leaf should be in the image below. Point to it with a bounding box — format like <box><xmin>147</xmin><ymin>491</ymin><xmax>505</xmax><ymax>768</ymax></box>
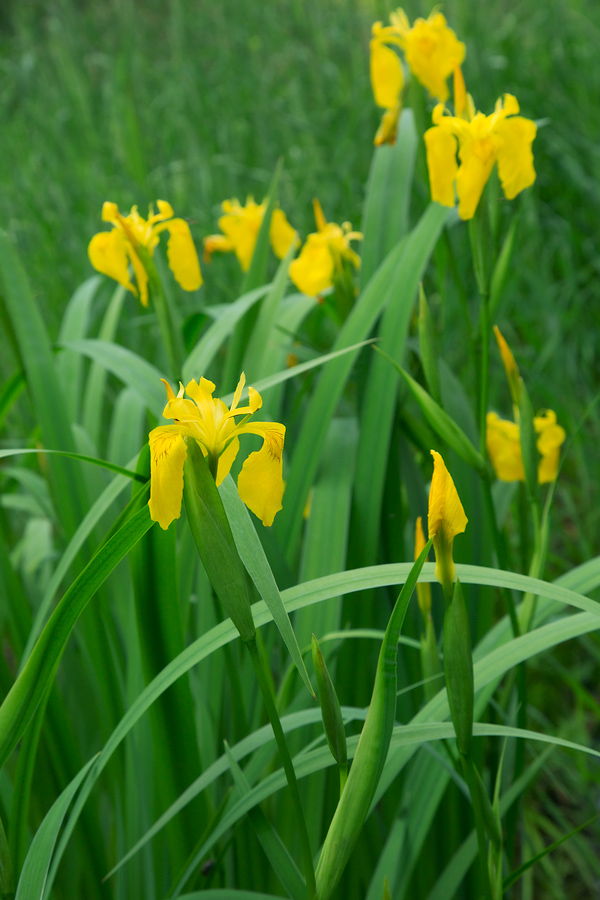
<box><xmin>278</xmin><ymin>203</ymin><xmax>449</xmax><ymax>555</ymax></box>
<box><xmin>219</xmin><ymin>475</ymin><xmax>314</xmax><ymax>696</ymax></box>
<box><xmin>0</xmin><ymin>506</ymin><xmax>154</xmax><ymax>768</ymax></box>
<box><xmin>0</xmin><ymin>229</ymin><xmax>88</xmax><ymax>536</ymax></box>
<box><xmin>14</xmin><ymin>755</ymin><xmax>97</xmax><ymax>900</ymax></box>
<box><xmin>182</xmin><ymin>285</ymin><xmax>270</xmax><ymax>384</ymax></box>
<box><xmin>55</xmin><ymin>559</ymin><xmax>600</xmax><ymax>881</ymax></box>
<box><xmin>62</xmin><ymin>339</ymin><xmax>165</xmax><ymax>418</ymax></box>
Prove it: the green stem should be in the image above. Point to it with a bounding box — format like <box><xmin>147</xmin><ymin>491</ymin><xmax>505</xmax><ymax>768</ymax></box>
<box><xmin>461</xmin><ymin>753</ymin><xmax>494</xmax><ymax>900</ymax></box>
<box><xmin>246</xmin><ymin>637</ymin><xmax>316</xmax><ymax>900</ymax></box>
<box><xmin>145</xmin><ymin>254</ymin><xmax>185</xmax><ymax>380</ymax></box>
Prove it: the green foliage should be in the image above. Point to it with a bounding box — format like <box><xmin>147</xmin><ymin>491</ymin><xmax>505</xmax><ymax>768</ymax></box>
<box><xmin>0</xmin><ymin>1</ymin><xmax>598</xmax><ymax>899</ymax></box>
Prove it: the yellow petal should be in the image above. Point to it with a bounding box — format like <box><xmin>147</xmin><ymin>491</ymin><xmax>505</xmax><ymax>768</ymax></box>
<box><xmin>164</xmin><ymin>218</ymin><xmax>203</xmax><ymax>291</ymax></box>
<box><xmin>102</xmin><ymin>201</ymin><xmax>120</xmax><ymax>222</ymax></box>
<box><xmin>370</xmin><ymin>37</ymin><xmax>404</xmax><ymax>109</ymax></box>
<box><xmin>493</xmin><ymin>325</ymin><xmax>521</xmax><ymax>405</ymax></box>
<box><xmin>428</xmin><ymin>450</ymin><xmax>468</xmax><ymax>542</ymax></box>
<box><xmin>414</xmin><ymin>516</ymin><xmax>431</xmax><ymax>618</ymax></box>
<box><xmin>403</xmin><ymin>13</ymin><xmax>465</xmax><ymax>102</ymax></box>
<box><xmin>534</xmin><ymin>410</ymin><xmax>565</xmax><ymax>484</ymax></box>
<box><xmin>288</xmin><ymin>234</ymin><xmax>335</xmax><ymax>296</ymax></box>
<box><xmin>270</xmin><ymin>208</ymin><xmax>298</xmax><ymax>259</ymax></box>
<box><xmin>156</xmin><ymin>199</ymin><xmax>175</xmax><ymax>220</ymax></box>
<box><xmin>148</xmin><ymin>426</ymin><xmax>188</xmax><ymax>529</ymax></box>
<box><xmin>455</xmin><ymin>134</ymin><xmax>498</xmax><ymax>220</ymax></box>
<box><xmin>486</xmin><ymin>412</ymin><xmax>524</xmax><ymax>482</ymax></box>
<box><xmin>494</xmin><ymin>115</ymin><xmax>537</xmax><ymax>200</ymax></box>
<box><xmin>219</xmin><ymin>199</ymin><xmax>264</xmax><ymax>271</ymax></box>
<box><xmin>453</xmin><ymin>66</ymin><xmax>466</xmax><ymax>119</ymax></box>
<box><xmin>216</xmin><ymin>435</ymin><xmax>240</xmax><ymax>486</ymax></box>
<box><xmin>374</xmin><ymin>103</ymin><xmax>402</xmax><ymax>146</ymax></box>
<box><xmin>312</xmin><ymin>198</ymin><xmax>328</xmax><ymax>233</ymax></box>
<box><xmin>424</xmin><ymin>125</ymin><xmax>458</xmax><ymax>208</ymax></box>
<box><xmin>88</xmin><ymin>230</ymin><xmax>137</xmax><ymax>296</ymax></box>
<box><xmin>203</xmin><ymin>233</ymin><xmax>235</xmax><ymax>263</ymax></box>
<box><xmin>128</xmin><ymin>243</ymin><xmax>149</xmax><ymax>306</ymax></box>
<box><xmin>237</xmin><ymin>424</ymin><xmax>285</xmax><ymax>526</ymax></box>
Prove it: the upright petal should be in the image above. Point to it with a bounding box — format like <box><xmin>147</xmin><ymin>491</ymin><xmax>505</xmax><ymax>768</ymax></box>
<box><xmin>270</xmin><ymin>208</ymin><xmax>298</xmax><ymax>259</ymax></box>
<box><xmin>424</xmin><ymin>125</ymin><xmax>458</xmax><ymax>208</ymax></box>
<box><xmin>127</xmin><ymin>243</ymin><xmax>149</xmax><ymax>306</ymax></box>
<box><xmin>370</xmin><ymin>35</ymin><xmax>404</xmax><ymax>109</ymax></box>
<box><xmin>219</xmin><ymin>199</ymin><xmax>264</xmax><ymax>271</ymax></box>
<box><xmin>148</xmin><ymin>426</ymin><xmax>188</xmax><ymax>529</ymax></box>
<box><xmin>428</xmin><ymin>450</ymin><xmax>468</xmax><ymax>542</ymax></box>
<box><xmin>164</xmin><ymin>218</ymin><xmax>203</xmax><ymax>291</ymax></box>
<box><xmin>237</xmin><ymin>424</ymin><xmax>285</xmax><ymax>526</ymax></box>
<box><xmin>494</xmin><ymin>115</ymin><xmax>537</xmax><ymax>200</ymax></box>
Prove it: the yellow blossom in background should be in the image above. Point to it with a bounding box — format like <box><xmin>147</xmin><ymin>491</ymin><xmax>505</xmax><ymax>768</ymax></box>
<box><xmin>288</xmin><ymin>199</ymin><xmax>362</xmax><ymax>296</ymax></box>
<box><xmin>88</xmin><ymin>201</ymin><xmax>202</xmax><ymax>306</ymax></box>
<box><xmin>428</xmin><ymin>450</ymin><xmax>468</xmax><ymax>597</ymax></box>
<box><xmin>370</xmin><ymin>21</ymin><xmax>404</xmax><ymax>146</ymax></box>
<box><xmin>424</xmin><ymin>92</ymin><xmax>537</xmax><ymax>220</ymax></box>
<box><xmin>148</xmin><ymin>373</ymin><xmax>285</xmax><ymax>530</ymax></box>
<box><xmin>390</xmin><ymin>9</ymin><xmax>465</xmax><ymax>102</ymax></box>
<box><xmin>414</xmin><ymin>516</ymin><xmax>431</xmax><ymax>618</ymax></box>
<box><xmin>203</xmin><ymin>197</ymin><xmax>297</xmax><ymax>272</ymax></box>
<box><xmin>486</xmin><ymin>410</ymin><xmax>565</xmax><ymax>484</ymax></box>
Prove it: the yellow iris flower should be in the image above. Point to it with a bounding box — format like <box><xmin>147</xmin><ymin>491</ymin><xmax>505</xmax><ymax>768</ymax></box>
<box><xmin>148</xmin><ymin>373</ymin><xmax>285</xmax><ymax>530</ymax></box>
<box><xmin>424</xmin><ymin>92</ymin><xmax>537</xmax><ymax>220</ymax></box>
<box><xmin>486</xmin><ymin>410</ymin><xmax>565</xmax><ymax>484</ymax></box>
<box><xmin>203</xmin><ymin>197</ymin><xmax>297</xmax><ymax>272</ymax></box>
<box><xmin>428</xmin><ymin>450</ymin><xmax>468</xmax><ymax>596</ymax></box>
<box><xmin>369</xmin><ymin>8</ymin><xmax>465</xmax><ymax>145</ymax></box>
<box><xmin>88</xmin><ymin>200</ymin><xmax>202</xmax><ymax>306</ymax></box>
<box><xmin>288</xmin><ymin>199</ymin><xmax>362</xmax><ymax>297</ymax></box>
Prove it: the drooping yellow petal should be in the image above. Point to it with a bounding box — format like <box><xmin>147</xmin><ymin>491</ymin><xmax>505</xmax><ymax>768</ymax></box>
<box><xmin>494</xmin><ymin>115</ymin><xmax>537</xmax><ymax>200</ymax></box>
<box><xmin>237</xmin><ymin>424</ymin><xmax>285</xmax><ymax>526</ymax></box>
<box><xmin>88</xmin><ymin>230</ymin><xmax>137</xmax><ymax>296</ymax></box>
<box><xmin>486</xmin><ymin>412</ymin><xmax>525</xmax><ymax>482</ymax></box>
<box><xmin>270</xmin><ymin>208</ymin><xmax>298</xmax><ymax>259</ymax></box>
<box><xmin>370</xmin><ymin>33</ymin><xmax>404</xmax><ymax>109</ymax></box>
<box><xmin>163</xmin><ymin>218</ymin><xmax>203</xmax><ymax>291</ymax></box>
<box><xmin>148</xmin><ymin>426</ymin><xmax>188</xmax><ymax>529</ymax></box>
<box><xmin>424</xmin><ymin>125</ymin><xmax>458</xmax><ymax>208</ymax></box>
<box><xmin>455</xmin><ymin>131</ymin><xmax>498</xmax><ymax>220</ymax></box>
<box><xmin>289</xmin><ymin>234</ymin><xmax>335</xmax><ymax>296</ymax></box>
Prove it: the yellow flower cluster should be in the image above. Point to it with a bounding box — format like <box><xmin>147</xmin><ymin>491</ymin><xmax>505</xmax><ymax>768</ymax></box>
<box><xmin>288</xmin><ymin>199</ymin><xmax>362</xmax><ymax>297</ymax></box>
<box><xmin>88</xmin><ymin>201</ymin><xmax>202</xmax><ymax>306</ymax></box>
<box><xmin>203</xmin><ymin>197</ymin><xmax>297</xmax><ymax>272</ymax></box>
<box><xmin>370</xmin><ymin>9</ymin><xmax>465</xmax><ymax>145</ymax></box>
